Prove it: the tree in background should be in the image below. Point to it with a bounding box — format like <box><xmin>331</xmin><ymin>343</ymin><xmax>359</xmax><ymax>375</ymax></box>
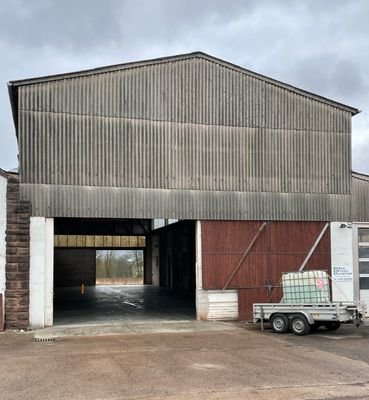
<box><xmin>125</xmin><ymin>250</ymin><xmax>144</xmax><ymax>278</ymax></box>
<box><xmin>96</xmin><ymin>249</ymin><xmax>144</xmax><ymax>282</ymax></box>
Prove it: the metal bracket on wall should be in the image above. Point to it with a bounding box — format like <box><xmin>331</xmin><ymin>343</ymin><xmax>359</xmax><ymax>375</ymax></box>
<box><xmin>298</xmin><ymin>222</ymin><xmax>329</xmax><ymax>272</ymax></box>
<box><xmin>222</xmin><ymin>222</ymin><xmax>267</xmax><ymax>290</ymax></box>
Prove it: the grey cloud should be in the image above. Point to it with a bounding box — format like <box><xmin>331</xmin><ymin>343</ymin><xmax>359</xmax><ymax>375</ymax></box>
<box><xmin>353</xmin><ymin>140</ymin><xmax>369</xmax><ymax>174</ymax></box>
<box><xmin>1</xmin><ymin>0</ymin><xmax>369</xmax><ymax>173</ymax></box>
<box><xmin>1</xmin><ymin>0</ymin><xmax>122</xmax><ymax>50</ymax></box>
<box><xmin>0</xmin><ymin>0</ymin><xmax>258</xmax><ymax>51</ymax></box>
<box><xmin>287</xmin><ymin>55</ymin><xmax>367</xmax><ymax>106</ymax></box>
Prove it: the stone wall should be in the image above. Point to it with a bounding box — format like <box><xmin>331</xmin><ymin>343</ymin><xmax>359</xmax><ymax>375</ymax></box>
<box><xmin>0</xmin><ymin>173</ymin><xmax>7</xmax><ymax>331</ymax></box>
<box><xmin>5</xmin><ymin>174</ymin><xmax>31</xmax><ymax>329</ymax></box>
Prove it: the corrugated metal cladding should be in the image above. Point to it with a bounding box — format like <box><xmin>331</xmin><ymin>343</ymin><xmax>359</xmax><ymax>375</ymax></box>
<box><xmin>16</xmin><ymin>54</ymin><xmax>355</xmax><ymax>220</ymax></box>
<box><xmin>352</xmin><ymin>173</ymin><xmax>369</xmax><ymax>222</ymax></box>
<box><xmin>20</xmin><ymin>184</ymin><xmax>351</xmax><ymax>220</ymax></box>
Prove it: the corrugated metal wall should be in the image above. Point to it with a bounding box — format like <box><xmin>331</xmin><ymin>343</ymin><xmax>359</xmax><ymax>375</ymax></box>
<box><xmin>16</xmin><ymin>55</ymin><xmax>353</xmax><ymax>220</ymax></box>
<box><xmin>20</xmin><ymin>183</ymin><xmax>351</xmax><ymax>220</ymax></box>
<box><xmin>352</xmin><ymin>173</ymin><xmax>369</xmax><ymax>222</ymax></box>
<box><xmin>201</xmin><ymin>220</ymin><xmax>331</xmax><ymax>320</ymax></box>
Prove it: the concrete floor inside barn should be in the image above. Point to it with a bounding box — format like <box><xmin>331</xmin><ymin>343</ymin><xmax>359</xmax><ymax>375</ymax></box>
<box><xmin>53</xmin><ymin>285</ymin><xmax>196</xmax><ymax>326</ymax></box>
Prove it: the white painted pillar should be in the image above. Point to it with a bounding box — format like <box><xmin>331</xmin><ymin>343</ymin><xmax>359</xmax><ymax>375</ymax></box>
<box><xmin>0</xmin><ymin>176</ymin><xmax>7</xmax><ymax>319</ymax></box>
<box><xmin>195</xmin><ymin>220</ymin><xmax>204</xmax><ymax>320</ymax></box>
<box><xmin>330</xmin><ymin>222</ymin><xmax>354</xmax><ymax>302</ymax></box>
<box><xmin>29</xmin><ymin>217</ymin><xmax>54</xmax><ymax>329</ymax></box>
<box><xmin>44</xmin><ymin>219</ymin><xmax>54</xmax><ymax>326</ymax></box>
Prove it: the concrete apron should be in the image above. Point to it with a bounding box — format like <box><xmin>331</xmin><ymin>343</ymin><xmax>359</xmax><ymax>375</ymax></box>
<box><xmin>33</xmin><ymin>320</ymin><xmax>241</xmax><ymax>341</ymax></box>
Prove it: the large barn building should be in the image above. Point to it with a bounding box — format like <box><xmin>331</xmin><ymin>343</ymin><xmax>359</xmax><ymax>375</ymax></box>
<box><xmin>1</xmin><ymin>52</ymin><xmax>369</xmax><ymax>330</ymax></box>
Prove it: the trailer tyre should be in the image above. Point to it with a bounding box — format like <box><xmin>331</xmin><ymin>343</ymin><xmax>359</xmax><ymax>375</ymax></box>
<box><xmin>271</xmin><ymin>313</ymin><xmax>289</xmax><ymax>333</ymax></box>
<box><xmin>324</xmin><ymin>321</ymin><xmax>341</xmax><ymax>331</ymax></box>
<box><xmin>291</xmin><ymin>315</ymin><xmax>311</xmax><ymax>336</ymax></box>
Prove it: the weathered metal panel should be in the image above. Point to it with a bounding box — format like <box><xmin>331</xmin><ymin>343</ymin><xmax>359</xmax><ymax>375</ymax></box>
<box><xmin>18</xmin><ymin>109</ymin><xmax>352</xmax><ymax>196</ymax></box>
<box><xmin>201</xmin><ymin>221</ymin><xmax>331</xmax><ymax>320</ymax></box>
<box><xmin>20</xmin><ymin>183</ymin><xmax>351</xmax><ymax>221</ymax></box>
<box><xmin>16</xmin><ymin>55</ymin><xmax>354</xmax><ymax>219</ymax></box>
<box><xmin>17</xmin><ymin>57</ymin><xmax>354</xmax><ymax>131</ymax></box>
<box><xmin>352</xmin><ymin>173</ymin><xmax>369</xmax><ymax>222</ymax></box>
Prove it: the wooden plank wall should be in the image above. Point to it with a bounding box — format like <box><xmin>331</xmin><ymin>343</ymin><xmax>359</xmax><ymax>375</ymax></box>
<box><xmin>201</xmin><ymin>221</ymin><xmax>331</xmax><ymax>320</ymax></box>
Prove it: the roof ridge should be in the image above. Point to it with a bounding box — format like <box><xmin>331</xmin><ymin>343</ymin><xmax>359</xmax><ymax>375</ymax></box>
<box><xmin>8</xmin><ymin>51</ymin><xmax>359</xmax><ymax>120</ymax></box>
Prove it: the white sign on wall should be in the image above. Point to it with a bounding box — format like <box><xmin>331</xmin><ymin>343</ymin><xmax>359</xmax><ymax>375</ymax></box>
<box><xmin>332</xmin><ymin>266</ymin><xmax>353</xmax><ymax>282</ymax></box>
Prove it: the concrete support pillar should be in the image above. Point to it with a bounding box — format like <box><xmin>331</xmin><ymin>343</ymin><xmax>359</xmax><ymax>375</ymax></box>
<box><xmin>195</xmin><ymin>220</ymin><xmax>205</xmax><ymax>320</ymax></box>
<box><xmin>330</xmin><ymin>222</ymin><xmax>354</xmax><ymax>302</ymax></box>
<box><xmin>151</xmin><ymin>234</ymin><xmax>160</xmax><ymax>287</ymax></box>
<box><xmin>29</xmin><ymin>217</ymin><xmax>54</xmax><ymax>329</ymax></box>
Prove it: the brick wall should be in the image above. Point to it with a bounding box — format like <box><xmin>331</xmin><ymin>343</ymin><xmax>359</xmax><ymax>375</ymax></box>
<box><xmin>5</xmin><ymin>175</ymin><xmax>31</xmax><ymax>329</ymax></box>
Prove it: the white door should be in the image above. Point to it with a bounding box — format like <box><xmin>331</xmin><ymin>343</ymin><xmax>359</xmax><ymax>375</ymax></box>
<box><xmin>358</xmin><ymin>228</ymin><xmax>369</xmax><ymax>316</ymax></box>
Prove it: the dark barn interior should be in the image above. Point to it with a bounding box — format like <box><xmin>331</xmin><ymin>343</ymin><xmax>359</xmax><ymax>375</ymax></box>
<box><xmin>53</xmin><ymin>218</ymin><xmax>196</xmax><ymax>326</ymax></box>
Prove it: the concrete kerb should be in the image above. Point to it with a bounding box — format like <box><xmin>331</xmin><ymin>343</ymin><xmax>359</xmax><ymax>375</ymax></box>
<box><xmin>32</xmin><ymin>320</ymin><xmax>242</xmax><ymax>341</ymax></box>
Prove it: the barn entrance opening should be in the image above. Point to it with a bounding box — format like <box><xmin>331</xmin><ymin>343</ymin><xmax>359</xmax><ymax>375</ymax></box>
<box><xmin>53</xmin><ymin>218</ymin><xmax>196</xmax><ymax>326</ymax></box>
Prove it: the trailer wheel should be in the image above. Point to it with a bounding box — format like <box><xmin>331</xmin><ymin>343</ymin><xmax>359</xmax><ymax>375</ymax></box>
<box><xmin>271</xmin><ymin>313</ymin><xmax>289</xmax><ymax>333</ymax></box>
<box><xmin>324</xmin><ymin>321</ymin><xmax>341</xmax><ymax>331</ymax></box>
<box><xmin>291</xmin><ymin>315</ymin><xmax>311</xmax><ymax>336</ymax></box>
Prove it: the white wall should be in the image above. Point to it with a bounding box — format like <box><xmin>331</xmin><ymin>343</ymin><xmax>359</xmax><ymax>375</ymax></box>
<box><xmin>353</xmin><ymin>222</ymin><xmax>369</xmax><ymax>314</ymax></box>
<box><xmin>0</xmin><ymin>175</ymin><xmax>7</xmax><ymax>319</ymax></box>
<box><xmin>195</xmin><ymin>221</ymin><xmax>238</xmax><ymax>321</ymax></box>
<box><xmin>330</xmin><ymin>222</ymin><xmax>354</xmax><ymax>302</ymax></box>
<box><xmin>153</xmin><ymin>219</ymin><xmax>179</xmax><ymax>230</ymax></box>
<box><xmin>29</xmin><ymin>217</ymin><xmax>54</xmax><ymax>329</ymax></box>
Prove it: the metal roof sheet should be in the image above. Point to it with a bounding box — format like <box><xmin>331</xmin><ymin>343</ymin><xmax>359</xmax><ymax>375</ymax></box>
<box><xmin>8</xmin><ymin>52</ymin><xmax>359</xmax><ymax>117</ymax></box>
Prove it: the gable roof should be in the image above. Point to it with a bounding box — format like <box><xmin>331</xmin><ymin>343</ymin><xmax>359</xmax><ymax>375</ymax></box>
<box><xmin>7</xmin><ymin>51</ymin><xmax>359</xmax><ymax>130</ymax></box>
<box><xmin>0</xmin><ymin>168</ymin><xmax>8</xmax><ymax>179</ymax></box>
<box><xmin>352</xmin><ymin>171</ymin><xmax>369</xmax><ymax>182</ymax></box>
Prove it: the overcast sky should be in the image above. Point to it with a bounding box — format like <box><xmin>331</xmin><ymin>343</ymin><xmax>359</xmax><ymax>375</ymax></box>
<box><xmin>1</xmin><ymin>0</ymin><xmax>368</xmax><ymax>173</ymax></box>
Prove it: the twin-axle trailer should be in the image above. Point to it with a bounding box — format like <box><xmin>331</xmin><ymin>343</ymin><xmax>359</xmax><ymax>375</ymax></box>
<box><xmin>252</xmin><ymin>270</ymin><xmax>365</xmax><ymax>335</ymax></box>
<box><xmin>253</xmin><ymin>302</ymin><xmax>365</xmax><ymax>335</ymax></box>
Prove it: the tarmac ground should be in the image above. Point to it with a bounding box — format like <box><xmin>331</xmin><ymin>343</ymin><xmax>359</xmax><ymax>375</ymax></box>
<box><xmin>2</xmin><ymin>322</ymin><xmax>369</xmax><ymax>400</ymax></box>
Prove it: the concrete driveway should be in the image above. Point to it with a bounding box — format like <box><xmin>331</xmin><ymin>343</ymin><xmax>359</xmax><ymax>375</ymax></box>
<box><xmin>1</xmin><ymin>323</ymin><xmax>369</xmax><ymax>400</ymax></box>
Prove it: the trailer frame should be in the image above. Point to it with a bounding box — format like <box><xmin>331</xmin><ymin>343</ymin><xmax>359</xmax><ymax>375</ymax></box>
<box><xmin>253</xmin><ymin>302</ymin><xmax>365</xmax><ymax>335</ymax></box>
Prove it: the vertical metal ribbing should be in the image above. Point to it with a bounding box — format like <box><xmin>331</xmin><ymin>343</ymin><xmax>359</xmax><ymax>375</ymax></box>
<box><xmin>16</xmin><ymin>56</ymin><xmax>354</xmax><ymax>221</ymax></box>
